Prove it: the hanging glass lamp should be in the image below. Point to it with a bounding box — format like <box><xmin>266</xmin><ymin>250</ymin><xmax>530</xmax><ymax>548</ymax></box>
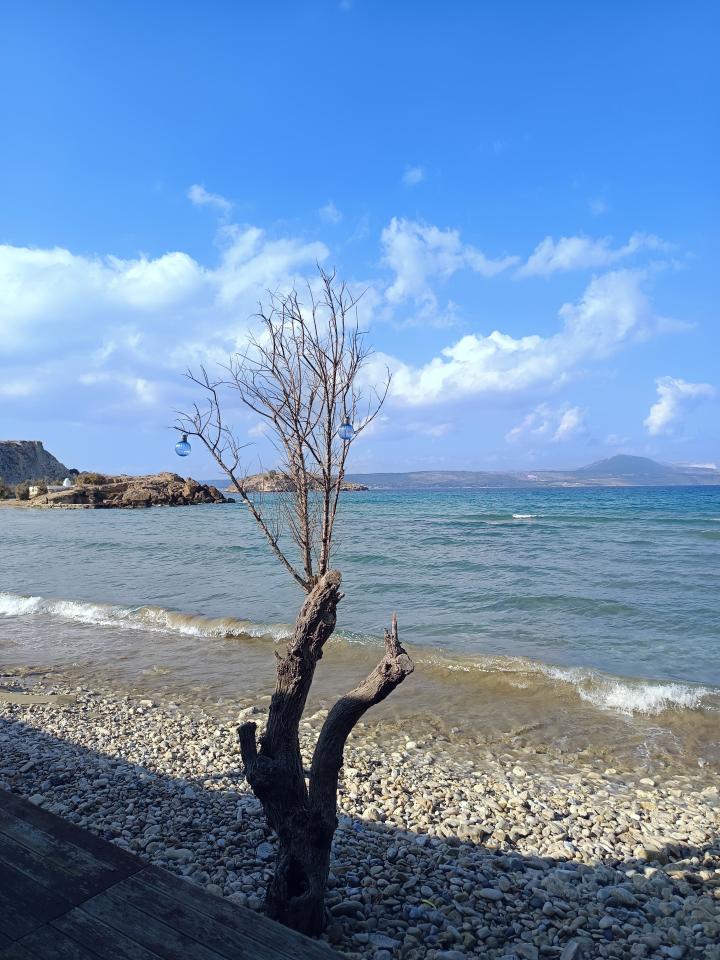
<box><xmin>338</xmin><ymin>420</ymin><xmax>355</xmax><ymax>442</ymax></box>
<box><xmin>175</xmin><ymin>434</ymin><xmax>192</xmax><ymax>457</ymax></box>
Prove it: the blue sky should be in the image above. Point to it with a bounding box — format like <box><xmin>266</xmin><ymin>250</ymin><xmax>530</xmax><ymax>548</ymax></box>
<box><xmin>1</xmin><ymin>0</ymin><xmax>718</xmax><ymax>476</ymax></box>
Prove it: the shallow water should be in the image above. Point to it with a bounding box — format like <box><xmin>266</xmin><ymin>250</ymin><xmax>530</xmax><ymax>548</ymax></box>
<box><xmin>1</xmin><ymin>486</ymin><xmax>719</xmax><ymax>772</ymax></box>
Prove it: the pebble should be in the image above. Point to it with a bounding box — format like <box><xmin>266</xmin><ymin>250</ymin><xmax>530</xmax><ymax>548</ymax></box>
<box><xmin>1</xmin><ymin>682</ymin><xmax>718</xmax><ymax>960</ymax></box>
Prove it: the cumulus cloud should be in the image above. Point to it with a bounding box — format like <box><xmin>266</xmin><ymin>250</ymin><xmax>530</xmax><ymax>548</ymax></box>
<box><xmin>517</xmin><ymin>232</ymin><xmax>667</xmax><ymax>277</ymax></box>
<box><xmin>402</xmin><ymin>166</ymin><xmax>425</xmax><ymax>186</ymax></box>
<box><xmin>381</xmin><ymin>217</ymin><xmax>518</xmax><ymax>305</ymax></box>
<box><xmin>375</xmin><ymin>269</ymin><xmax>663</xmax><ymax>406</ymax></box>
<box><xmin>643</xmin><ymin>376</ymin><xmax>715</xmax><ymax>435</ymax></box>
<box><xmin>318</xmin><ymin>201</ymin><xmax>342</xmax><ymax>224</ymax></box>
<box><xmin>187</xmin><ymin>184</ymin><xmax>233</xmax><ymax>214</ymax></box>
<box><xmin>506</xmin><ymin>404</ymin><xmax>585</xmax><ymax>444</ymax></box>
<box><xmin>0</xmin><ymin>226</ymin><xmax>328</xmax><ymax>421</ymax></box>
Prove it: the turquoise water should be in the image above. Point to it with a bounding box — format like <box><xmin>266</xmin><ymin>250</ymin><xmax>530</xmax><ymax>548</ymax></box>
<box><xmin>1</xmin><ymin>486</ymin><xmax>719</xmax><ymax>770</ymax></box>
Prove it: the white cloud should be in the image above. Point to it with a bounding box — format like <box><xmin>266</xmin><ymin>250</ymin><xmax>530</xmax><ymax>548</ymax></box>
<box><xmin>0</xmin><ymin>379</ymin><xmax>35</xmax><ymax>397</ymax></box>
<box><xmin>408</xmin><ymin>421</ymin><xmax>453</xmax><ymax>438</ymax></box>
<box><xmin>318</xmin><ymin>201</ymin><xmax>342</xmax><ymax>224</ymax></box>
<box><xmin>402</xmin><ymin>166</ymin><xmax>425</xmax><ymax>186</ymax></box>
<box><xmin>381</xmin><ymin>217</ymin><xmax>518</xmax><ymax>305</ymax></box>
<box><xmin>589</xmin><ymin>198</ymin><xmax>608</xmax><ymax>216</ymax></box>
<box><xmin>372</xmin><ymin>269</ymin><xmax>664</xmax><ymax>406</ymax></box>
<box><xmin>187</xmin><ymin>184</ymin><xmax>233</xmax><ymax>214</ymax></box>
<box><xmin>517</xmin><ymin>232</ymin><xmax>667</xmax><ymax>277</ymax></box>
<box><xmin>0</xmin><ymin>226</ymin><xmax>328</xmax><ymax>421</ymax></box>
<box><xmin>643</xmin><ymin>376</ymin><xmax>715</xmax><ymax>435</ymax></box>
<box><xmin>248</xmin><ymin>420</ymin><xmax>270</xmax><ymax>438</ymax></box>
<box><xmin>506</xmin><ymin>404</ymin><xmax>585</xmax><ymax>444</ymax></box>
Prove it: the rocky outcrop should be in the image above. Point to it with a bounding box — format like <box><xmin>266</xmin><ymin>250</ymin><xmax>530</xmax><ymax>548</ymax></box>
<box><xmin>0</xmin><ymin>441</ymin><xmax>70</xmax><ymax>485</ymax></box>
<box><xmin>33</xmin><ymin>473</ymin><xmax>231</xmax><ymax>509</ymax></box>
<box><xmin>226</xmin><ymin>469</ymin><xmax>368</xmax><ymax>493</ymax></box>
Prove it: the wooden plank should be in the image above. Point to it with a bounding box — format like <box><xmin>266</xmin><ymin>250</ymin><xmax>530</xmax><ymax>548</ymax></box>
<box><xmin>79</xmin><ymin>892</ymin><xmax>229</xmax><ymax>960</ymax></box>
<box><xmin>0</xmin><ymin>791</ymin><xmax>138</xmax><ymax>874</ymax></box>
<box><xmin>109</xmin><ymin>874</ymin><xmax>295</xmax><ymax>960</ymax></box>
<box><xmin>52</xmin><ymin>910</ymin><xmax>165</xmax><ymax>960</ymax></box>
<box><xmin>16</xmin><ymin>926</ymin><xmax>101</xmax><ymax>960</ymax></box>
<box><xmin>0</xmin><ymin>862</ymin><xmax>72</xmax><ymax>941</ymax></box>
<box><xmin>0</xmin><ymin>830</ymin><xmax>104</xmax><ymax>904</ymax></box>
<box><xmin>0</xmin><ymin>807</ymin><xmax>137</xmax><ymax>891</ymax></box>
<box><xmin>134</xmin><ymin>867</ymin><xmax>341</xmax><ymax>960</ymax></box>
<box><xmin>0</xmin><ymin>943</ymin><xmax>38</xmax><ymax>960</ymax></box>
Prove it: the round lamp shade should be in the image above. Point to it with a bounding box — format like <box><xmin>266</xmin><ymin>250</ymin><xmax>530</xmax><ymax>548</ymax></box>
<box><xmin>175</xmin><ymin>434</ymin><xmax>192</xmax><ymax>457</ymax></box>
<box><xmin>338</xmin><ymin>421</ymin><xmax>355</xmax><ymax>442</ymax></box>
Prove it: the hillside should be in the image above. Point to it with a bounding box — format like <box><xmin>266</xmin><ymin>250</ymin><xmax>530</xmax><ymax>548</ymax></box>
<box><xmin>0</xmin><ymin>440</ymin><xmax>70</xmax><ymax>485</ymax></box>
<box><xmin>349</xmin><ymin>456</ymin><xmax>720</xmax><ymax>489</ymax></box>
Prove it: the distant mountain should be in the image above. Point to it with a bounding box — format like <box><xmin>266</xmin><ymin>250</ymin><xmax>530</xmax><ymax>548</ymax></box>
<box><xmin>345</xmin><ymin>470</ymin><xmax>528</xmax><ymax>490</ymax></box>
<box><xmin>348</xmin><ymin>455</ymin><xmax>720</xmax><ymax>489</ymax></box>
<box><xmin>574</xmin><ymin>455</ymin><xmax>683</xmax><ymax>480</ymax></box>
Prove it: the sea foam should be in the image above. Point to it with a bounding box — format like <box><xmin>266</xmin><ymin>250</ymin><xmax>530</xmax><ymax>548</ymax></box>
<box><xmin>0</xmin><ymin>591</ymin><xmax>292</xmax><ymax>642</ymax></box>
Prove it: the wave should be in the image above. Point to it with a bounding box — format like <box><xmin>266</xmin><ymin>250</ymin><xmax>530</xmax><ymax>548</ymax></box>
<box><xmin>418</xmin><ymin>651</ymin><xmax>716</xmax><ymax>717</ymax></box>
<box><xmin>0</xmin><ymin>591</ymin><xmax>292</xmax><ymax>643</ymax></box>
<box><xmin>538</xmin><ymin>664</ymin><xmax>714</xmax><ymax>715</ymax></box>
<box><xmin>2</xmin><ymin>590</ymin><xmax>717</xmax><ymax>719</ymax></box>
<box><xmin>512</xmin><ymin>513</ymin><xmax>538</xmax><ymax>520</ymax></box>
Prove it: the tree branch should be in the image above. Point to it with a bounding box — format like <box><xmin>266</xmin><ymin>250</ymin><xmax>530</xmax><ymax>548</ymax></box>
<box><xmin>308</xmin><ymin>614</ymin><xmax>414</xmax><ymax>818</ymax></box>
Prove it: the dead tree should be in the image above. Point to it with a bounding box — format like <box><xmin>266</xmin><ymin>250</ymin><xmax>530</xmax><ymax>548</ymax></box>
<box><xmin>176</xmin><ymin>268</ymin><xmax>414</xmax><ymax>936</ymax></box>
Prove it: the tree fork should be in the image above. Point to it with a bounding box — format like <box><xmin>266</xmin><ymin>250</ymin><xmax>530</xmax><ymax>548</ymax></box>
<box><xmin>238</xmin><ymin>572</ymin><xmax>414</xmax><ymax>935</ymax></box>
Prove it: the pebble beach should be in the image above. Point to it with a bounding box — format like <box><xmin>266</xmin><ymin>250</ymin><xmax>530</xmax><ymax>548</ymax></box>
<box><xmin>1</xmin><ymin>678</ymin><xmax>718</xmax><ymax>960</ymax></box>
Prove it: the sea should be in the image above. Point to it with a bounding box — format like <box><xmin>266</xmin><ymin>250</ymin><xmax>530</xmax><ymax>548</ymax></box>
<box><xmin>1</xmin><ymin>485</ymin><xmax>719</xmax><ymax>774</ymax></box>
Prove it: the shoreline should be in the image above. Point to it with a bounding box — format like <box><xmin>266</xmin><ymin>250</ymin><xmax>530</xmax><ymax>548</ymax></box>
<box><xmin>1</xmin><ymin>679</ymin><xmax>718</xmax><ymax>959</ymax></box>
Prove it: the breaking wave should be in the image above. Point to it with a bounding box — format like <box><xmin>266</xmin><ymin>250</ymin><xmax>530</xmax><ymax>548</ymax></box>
<box><xmin>0</xmin><ymin>591</ymin><xmax>292</xmax><ymax>642</ymax></box>
<box><xmin>2</xmin><ymin>590</ymin><xmax>717</xmax><ymax>719</ymax></box>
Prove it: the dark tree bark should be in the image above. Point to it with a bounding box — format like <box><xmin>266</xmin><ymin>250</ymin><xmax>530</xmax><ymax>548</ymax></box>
<box><xmin>238</xmin><ymin>570</ymin><xmax>413</xmax><ymax>935</ymax></box>
<box><xmin>177</xmin><ymin>268</ymin><xmax>410</xmax><ymax>936</ymax></box>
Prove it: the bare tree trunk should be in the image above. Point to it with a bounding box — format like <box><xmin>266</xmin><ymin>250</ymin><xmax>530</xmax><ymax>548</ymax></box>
<box><xmin>238</xmin><ymin>571</ymin><xmax>413</xmax><ymax>936</ymax></box>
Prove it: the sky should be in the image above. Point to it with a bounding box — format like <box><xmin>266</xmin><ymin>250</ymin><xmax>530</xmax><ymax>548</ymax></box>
<box><xmin>1</xmin><ymin>0</ymin><xmax>718</xmax><ymax>477</ymax></box>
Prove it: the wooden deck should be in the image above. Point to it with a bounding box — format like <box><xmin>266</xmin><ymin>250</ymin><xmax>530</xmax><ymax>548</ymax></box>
<box><xmin>0</xmin><ymin>789</ymin><xmax>341</xmax><ymax>960</ymax></box>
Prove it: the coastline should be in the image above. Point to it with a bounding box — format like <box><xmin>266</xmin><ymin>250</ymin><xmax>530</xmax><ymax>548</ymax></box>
<box><xmin>1</xmin><ymin>677</ymin><xmax>718</xmax><ymax>959</ymax></box>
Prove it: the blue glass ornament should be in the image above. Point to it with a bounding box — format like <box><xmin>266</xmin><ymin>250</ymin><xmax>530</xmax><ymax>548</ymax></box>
<box><xmin>175</xmin><ymin>434</ymin><xmax>192</xmax><ymax>457</ymax></box>
<box><xmin>338</xmin><ymin>420</ymin><xmax>355</xmax><ymax>442</ymax></box>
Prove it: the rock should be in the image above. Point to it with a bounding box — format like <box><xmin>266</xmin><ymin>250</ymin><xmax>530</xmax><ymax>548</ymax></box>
<box><xmin>226</xmin><ymin>470</ymin><xmax>368</xmax><ymax>494</ymax></box>
<box><xmin>560</xmin><ymin>942</ymin><xmax>581</xmax><ymax>960</ymax></box>
<box><xmin>165</xmin><ymin>848</ymin><xmax>193</xmax><ymax>861</ymax></box>
<box><xmin>36</xmin><ymin>472</ymin><xmax>230</xmax><ymax>510</ymax></box>
<box><xmin>369</xmin><ymin>934</ymin><xmax>401</xmax><ymax>949</ymax></box>
<box><xmin>28</xmin><ymin>794</ymin><xmax>45</xmax><ymax>805</ymax></box>
<box><xmin>0</xmin><ymin>440</ymin><xmax>69</xmax><ymax>485</ymax></box>
<box><xmin>516</xmin><ymin>944</ymin><xmax>539</xmax><ymax>960</ymax></box>
<box><xmin>597</xmin><ymin>885</ymin><xmax>639</xmax><ymax>907</ymax></box>
<box><xmin>478</xmin><ymin>888</ymin><xmax>503</xmax><ymax>901</ymax></box>
<box><xmin>256</xmin><ymin>842</ymin><xmax>274</xmax><ymax>860</ymax></box>
<box><xmin>330</xmin><ymin>899</ymin><xmax>365</xmax><ymax>918</ymax></box>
